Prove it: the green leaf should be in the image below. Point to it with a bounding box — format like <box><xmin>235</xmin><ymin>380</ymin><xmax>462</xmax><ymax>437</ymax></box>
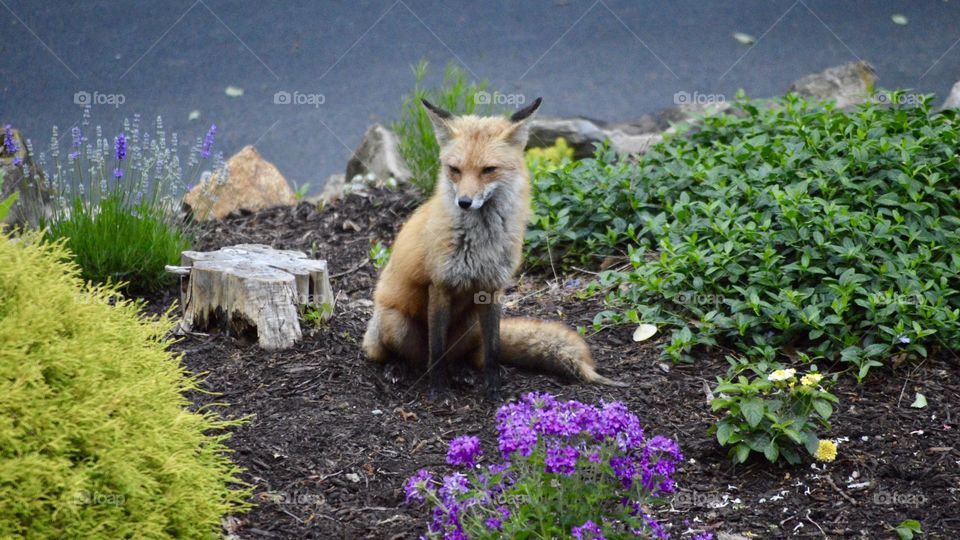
<box><xmin>812</xmin><ymin>399</ymin><xmax>833</xmax><ymax>420</ymax></box>
<box><xmin>763</xmin><ymin>440</ymin><xmax>779</xmax><ymax>462</ymax></box>
<box><xmin>733</xmin><ymin>443</ymin><xmax>751</xmax><ymax>464</ymax></box>
<box><xmin>0</xmin><ymin>191</ymin><xmax>17</xmax><ymax>222</ymax></box>
<box><xmin>716</xmin><ymin>421</ymin><xmax>735</xmax><ymax>446</ymax></box>
<box><xmin>741</xmin><ymin>398</ymin><xmax>765</xmax><ymax>428</ymax></box>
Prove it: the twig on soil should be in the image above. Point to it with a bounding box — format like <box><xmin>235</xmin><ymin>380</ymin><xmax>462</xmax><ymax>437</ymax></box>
<box><xmin>825</xmin><ymin>474</ymin><xmax>857</xmax><ymax>506</ymax></box>
<box><xmin>331</xmin><ymin>259</ymin><xmax>369</xmax><ymax>279</ymax></box>
<box><xmin>805</xmin><ymin>509</ymin><xmax>827</xmax><ymax>537</ymax></box>
<box><xmin>571</xmin><ymin>266</ymin><xmax>600</xmax><ymax>276</ymax></box>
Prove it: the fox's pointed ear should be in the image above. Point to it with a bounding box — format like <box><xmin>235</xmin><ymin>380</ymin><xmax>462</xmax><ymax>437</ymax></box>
<box><xmin>504</xmin><ymin>97</ymin><xmax>542</xmax><ymax>147</ymax></box>
<box><xmin>422</xmin><ymin>99</ymin><xmax>456</xmax><ymax>145</ymax></box>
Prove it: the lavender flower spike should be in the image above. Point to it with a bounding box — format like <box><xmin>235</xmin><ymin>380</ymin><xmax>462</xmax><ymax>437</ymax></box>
<box><xmin>201</xmin><ymin>124</ymin><xmax>216</xmax><ymax>158</ymax></box>
<box><xmin>115</xmin><ymin>133</ymin><xmax>127</xmax><ymax>161</ymax></box>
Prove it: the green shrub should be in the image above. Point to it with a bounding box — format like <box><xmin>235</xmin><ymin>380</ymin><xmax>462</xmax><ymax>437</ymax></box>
<box><xmin>35</xmin><ymin>116</ymin><xmax>224</xmax><ymax>293</ymax></box>
<box><xmin>528</xmin><ymin>92</ymin><xmax>960</xmax><ymax>462</ymax></box>
<box><xmin>0</xmin><ymin>233</ymin><xmax>249</xmax><ymax>538</ymax></box>
<box><xmin>46</xmin><ymin>190</ymin><xmax>190</xmax><ymax>292</ymax></box>
<box><xmin>392</xmin><ymin>60</ymin><xmax>495</xmax><ymax>194</ymax></box>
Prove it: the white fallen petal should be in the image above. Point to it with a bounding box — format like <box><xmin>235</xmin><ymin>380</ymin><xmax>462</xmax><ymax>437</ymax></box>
<box><xmin>632</xmin><ymin>323</ymin><xmax>658</xmax><ymax>342</ymax></box>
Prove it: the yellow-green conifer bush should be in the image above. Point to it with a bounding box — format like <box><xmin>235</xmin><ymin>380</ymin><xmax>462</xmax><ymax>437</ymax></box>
<box><xmin>0</xmin><ymin>233</ymin><xmax>249</xmax><ymax>538</ymax></box>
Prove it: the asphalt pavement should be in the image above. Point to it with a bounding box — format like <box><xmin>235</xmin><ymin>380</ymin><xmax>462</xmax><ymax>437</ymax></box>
<box><xmin>1</xmin><ymin>0</ymin><xmax>958</xmax><ymax>192</ymax></box>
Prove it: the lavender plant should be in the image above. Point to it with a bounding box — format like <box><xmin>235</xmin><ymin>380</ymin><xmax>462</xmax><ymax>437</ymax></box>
<box><xmin>404</xmin><ymin>393</ymin><xmax>712</xmax><ymax>540</ymax></box>
<box><xmin>30</xmin><ymin>106</ymin><xmax>227</xmax><ymax>292</ymax></box>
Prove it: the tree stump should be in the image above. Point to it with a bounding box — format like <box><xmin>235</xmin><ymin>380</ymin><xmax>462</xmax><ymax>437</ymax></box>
<box><xmin>166</xmin><ymin>244</ymin><xmax>334</xmax><ymax>350</ymax></box>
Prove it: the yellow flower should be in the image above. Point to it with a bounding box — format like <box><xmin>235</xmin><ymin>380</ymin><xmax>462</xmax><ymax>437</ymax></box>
<box><xmin>814</xmin><ymin>440</ymin><xmax>837</xmax><ymax>462</ymax></box>
<box><xmin>767</xmin><ymin>368</ymin><xmax>796</xmax><ymax>382</ymax></box>
<box><xmin>801</xmin><ymin>373</ymin><xmax>823</xmax><ymax>387</ymax></box>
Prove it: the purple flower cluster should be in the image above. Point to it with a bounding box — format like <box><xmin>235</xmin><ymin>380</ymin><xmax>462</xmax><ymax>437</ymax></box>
<box><xmin>446</xmin><ymin>435</ymin><xmax>482</xmax><ymax>467</ymax></box>
<box><xmin>571</xmin><ymin>519</ymin><xmax>605</xmax><ymax>540</ymax></box>
<box><xmin>405</xmin><ymin>392</ymin><xmax>694</xmax><ymax>539</ymax></box>
<box><xmin>3</xmin><ymin>124</ymin><xmax>22</xmax><ymax>166</ymax></box>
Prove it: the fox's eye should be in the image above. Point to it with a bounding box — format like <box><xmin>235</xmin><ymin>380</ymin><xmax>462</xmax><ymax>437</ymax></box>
<box><xmin>448</xmin><ymin>165</ymin><xmax>461</xmax><ymax>176</ymax></box>
<box><xmin>482</xmin><ymin>166</ymin><xmax>498</xmax><ymax>175</ymax></box>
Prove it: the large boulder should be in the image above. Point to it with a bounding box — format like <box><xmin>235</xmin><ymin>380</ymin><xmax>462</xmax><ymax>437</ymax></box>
<box><xmin>345</xmin><ymin>124</ymin><xmax>410</xmax><ymax>184</ymax></box>
<box><xmin>184</xmin><ymin>145</ymin><xmax>295</xmax><ymax>220</ymax></box>
<box><xmin>787</xmin><ymin>61</ymin><xmax>877</xmax><ymax>109</ymax></box>
<box><xmin>1</xmin><ymin>127</ymin><xmax>54</xmax><ymax>230</ymax></box>
<box><xmin>528</xmin><ymin>117</ymin><xmax>608</xmax><ymax>159</ymax></box>
<box><xmin>940</xmin><ymin>81</ymin><xmax>960</xmax><ymax>110</ymax></box>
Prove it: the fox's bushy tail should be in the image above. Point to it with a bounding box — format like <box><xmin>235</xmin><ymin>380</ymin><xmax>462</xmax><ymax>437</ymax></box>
<box><xmin>499</xmin><ymin>318</ymin><xmax>627</xmax><ymax>387</ymax></box>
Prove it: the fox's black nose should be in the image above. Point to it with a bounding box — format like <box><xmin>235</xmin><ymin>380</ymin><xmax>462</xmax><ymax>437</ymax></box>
<box><xmin>457</xmin><ymin>197</ymin><xmax>472</xmax><ymax>209</ymax></box>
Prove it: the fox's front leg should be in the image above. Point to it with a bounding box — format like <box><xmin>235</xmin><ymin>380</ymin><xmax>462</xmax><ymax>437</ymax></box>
<box><xmin>478</xmin><ymin>294</ymin><xmax>502</xmax><ymax>401</ymax></box>
<box><xmin>427</xmin><ymin>284</ymin><xmax>451</xmax><ymax>400</ymax></box>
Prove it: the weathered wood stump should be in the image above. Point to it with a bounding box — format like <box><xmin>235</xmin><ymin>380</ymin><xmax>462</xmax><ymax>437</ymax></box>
<box><xmin>166</xmin><ymin>244</ymin><xmax>334</xmax><ymax>350</ymax></box>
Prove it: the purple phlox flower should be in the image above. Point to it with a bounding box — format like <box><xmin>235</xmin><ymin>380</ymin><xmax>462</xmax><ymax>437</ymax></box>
<box><xmin>438</xmin><ymin>472</ymin><xmax>469</xmax><ymax>506</ymax></box>
<box><xmin>496</xmin><ymin>505</ymin><xmax>510</xmax><ymax>519</ymax></box>
<box><xmin>403</xmin><ymin>469</ymin><xmax>433</xmax><ymax>505</ymax></box>
<box><xmin>588</xmin><ymin>451</ymin><xmax>601</xmax><ymax>463</ymax></box>
<box><xmin>594</xmin><ymin>401</ymin><xmax>645</xmax><ymax>450</ymax></box>
<box><xmin>115</xmin><ymin>132</ymin><xmax>127</xmax><ymax>161</ymax></box>
<box><xmin>488</xmin><ymin>462</ymin><xmax>510</xmax><ymax>475</ymax></box>
<box><xmin>201</xmin><ymin>123</ymin><xmax>216</xmax><ymax>158</ymax></box>
<box><xmin>691</xmin><ymin>533</ymin><xmax>714</xmax><ymax>540</ymax></box>
<box><xmin>571</xmin><ymin>519</ymin><xmax>605</xmax><ymax>540</ymax></box>
<box><xmin>544</xmin><ymin>443</ymin><xmax>579</xmax><ymax>475</ymax></box>
<box><xmin>496</xmin><ymin>416</ymin><xmax>538</xmax><ymax>459</ymax></box>
<box><xmin>640</xmin><ymin>435</ymin><xmax>683</xmax><ymax>494</ymax></box>
<box><xmin>539</xmin><ymin>400</ymin><xmax>596</xmax><ymax>438</ymax></box>
<box><xmin>610</xmin><ymin>455</ymin><xmax>637</xmax><ymax>488</ymax></box>
<box><xmin>641</xmin><ymin>513</ymin><xmax>669</xmax><ymax>540</ymax></box>
<box><xmin>485</xmin><ymin>517</ymin><xmax>502</xmax><ymax>531</ymax></box>
<box><xmin>447</xmin><ymin>435</ymin><xmax>483</xmax><ymax>467</ymax></box>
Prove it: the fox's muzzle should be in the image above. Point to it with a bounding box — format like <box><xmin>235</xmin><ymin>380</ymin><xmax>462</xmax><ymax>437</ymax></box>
<box><xmin>454</xmin><ymin>181</ymin><xmax>499</xmax><ymax>211</ymax></box>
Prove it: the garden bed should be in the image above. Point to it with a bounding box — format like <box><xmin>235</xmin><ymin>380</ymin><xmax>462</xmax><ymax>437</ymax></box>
<box><xmin>157</xmin><ymin>190</ymin><xmax>959</xmax><ymax>539</ymax></box>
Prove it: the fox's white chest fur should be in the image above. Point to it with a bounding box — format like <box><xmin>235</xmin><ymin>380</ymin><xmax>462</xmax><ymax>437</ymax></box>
<box><xmin>436</xmin><ymin>179</ymin><xmax>525</xmax><ymax>292</ymax></box>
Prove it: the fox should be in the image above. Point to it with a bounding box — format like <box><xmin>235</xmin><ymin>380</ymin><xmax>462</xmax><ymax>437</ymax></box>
<box><xmin>362</xmin><ymin>97</ymin><xmax>626</xmax><ymax>399</ymax></box>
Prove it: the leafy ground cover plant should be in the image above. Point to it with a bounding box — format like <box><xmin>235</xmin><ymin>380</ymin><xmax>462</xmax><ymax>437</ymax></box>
<box><xmin>527</xmin><ymin>91</ymin><xmax>960</xmax><ymax>462</ymax></box>
<box><xmin>0</xmin><ymin>231</ymin><xmax>249</xmax><ymax>538</ymax></box>
<box><xmin>710</xmin><ymin>362</ymin><xmax>839</xmax><ymax>464</ymax></box>
<box><xmin>29</xmin><ymin>108</ymin><xmax>226</xmax><ymax>292</ymax></box>
<box><xmin>405</xmin><ymin>392</ymin><xmax>712</xmax><ymax>540</ymax></box>
<box><xmin>392</xmin><ymin>60</ymin><xmax>496</xmax><ymax>194</ymax></box>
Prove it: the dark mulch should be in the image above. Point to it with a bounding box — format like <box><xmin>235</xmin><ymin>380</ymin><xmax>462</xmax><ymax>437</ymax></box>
<box><xmin>155</xmin><ymin>189</ymin><xmax>959</xmax><ymax>539</ymax></box>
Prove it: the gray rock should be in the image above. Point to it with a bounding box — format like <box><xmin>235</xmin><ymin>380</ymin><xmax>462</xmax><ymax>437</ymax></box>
<box><xmin>1</xmin><ymin>127</ymin><xmax>54</xmax><ymax>230</ymax></box>
<box><xmin>787</xmin><ymin>61</ymin><xmax>877</xmax><ymax>109</ymax></box>
<box><xmin>345</xmin><ymin>124</ymin><xmax>410</xmax><ymax>184</ymax></box>
<box><xmin>528</xmin><ymin>117</ymin><xmax>608</xmax><ymax>159</ymax></box>
<box><xmin>940</xmin><ymin>81</ymin><xmax>960</xmax><ymax>110</ymax></box>
<box><xmin>312</xmin><ymin>174</ymin><xmax>346</xmax><ymax>204</ymax></box>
